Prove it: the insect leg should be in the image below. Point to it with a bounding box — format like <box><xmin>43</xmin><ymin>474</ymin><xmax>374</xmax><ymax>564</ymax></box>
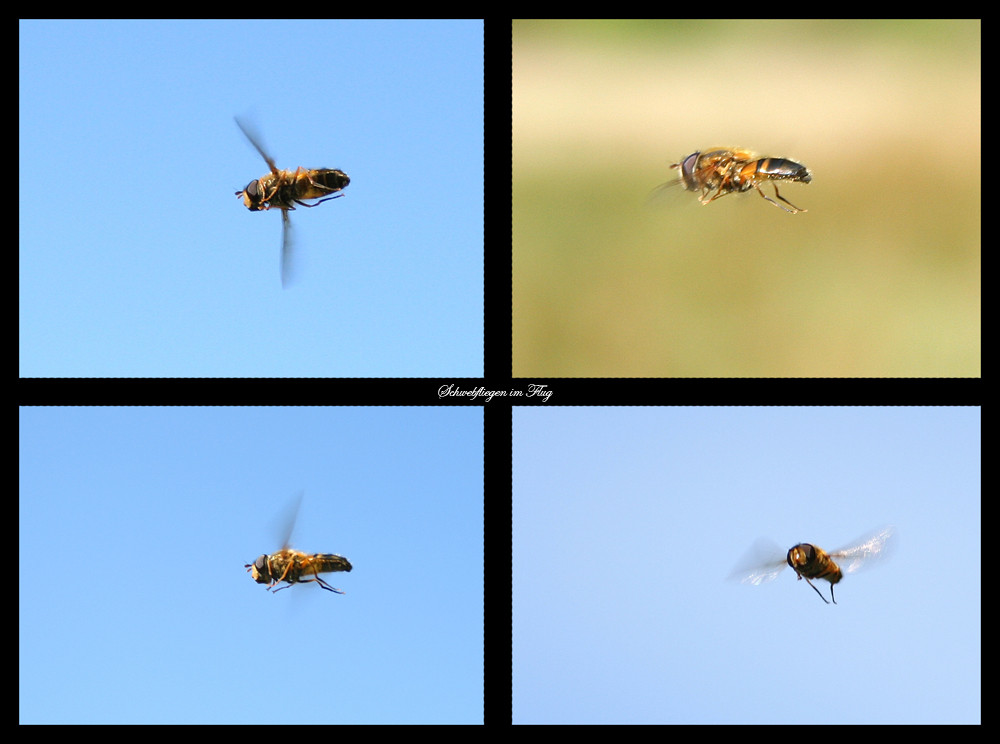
<box><xmin>700</xmin><ymin>186</ymin><xmax>724</xmax><ymax>205</ymax></box>
<box><xmin>305</xmin><ymin>174</ymin><xmax>345</xmax><ymax>194</ymax></box>
<box><xmin>801</xmin><ymin>576</ymin><xmax>831</xmax><ymax>604</ymax></box>
<box><xmin>300</xmin><ymin>565</ymin><xmax>345</xmax><ymax>593</ymax></box>
<box><xmin>308</xmin><ymin>576</ymin><xmax>345</xmax><ymax>593</ymax></box>
<box><xmin>701</xmin><ymin>176</ymin><xmax>737</xmax><ymax>205</ymax></box>
<box><xmin>755</xmin><ymin>183</ymin><xmax>805</xmax><ymax>213</ymax></box>
<box><xmin>274</xmin><ymin>560</ymin><xmax>295</xmax><ymax>584</ymax></box>
<box><xmin>771</xmin><ymin>184</ymin><xmax>806</xmax><ymax>213</ymax></box>
<box><xmin>294</xmin><ymin>194</ymin><xmax>344</xmax><ymax>208</ymax></box>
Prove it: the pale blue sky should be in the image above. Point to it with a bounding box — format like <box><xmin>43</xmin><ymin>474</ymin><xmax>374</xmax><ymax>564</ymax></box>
<box><xmin>19</xmin><ymin>407</ymin><xmax>483</xmax><ymax>724</ymax></box>
<box><xmin>513</xmin><ymin>407</ymin><xmax>980</xmax><ymax>724</ymax></box>
<box><xmin>19</xmin><ymin>20</ymin><xmax>482</xmax><ymax>377</ymax></box>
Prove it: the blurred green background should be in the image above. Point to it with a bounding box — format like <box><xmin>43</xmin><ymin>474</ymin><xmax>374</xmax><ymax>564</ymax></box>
<box><xmin>513</xmin><ymin>20</ymin><xmax>980</xmax><ymax>377</ymax></box>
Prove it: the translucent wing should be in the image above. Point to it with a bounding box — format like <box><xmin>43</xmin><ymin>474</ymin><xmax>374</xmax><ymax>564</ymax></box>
<box><xmin>645</xmin><ymin>174</ymin><xmax>685</xmax><ymax>206</ymax></box>
<box><xmin>280</xmin><ymin>210</ymin><xmax>296</xmax><ymax>289</ymax></box>
<box><xmin>829</xmin><ymin>525</ymin><xmax>896</xmax><ymax>575</ymax></box>
<box><xmin>728</xmin><ymin>537</ymin><xmax>788</xmax><ymax>585</ymax></box>
<box><xmin>276</xmin><ymin>490</ymin><xmax>304</xmax><ymax>550</ymax></box>
<box><xmin>234</xmin><ymin>116</ymin><xmax>280</xmax><ymax>176</ymax></box>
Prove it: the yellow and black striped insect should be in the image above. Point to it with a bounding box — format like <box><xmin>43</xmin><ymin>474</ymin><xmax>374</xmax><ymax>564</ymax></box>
<box><xmin>235</xmin><ymin>117</ymin><xmax>350</xmax><ymax>287</ymax></box>
<box><xmin>245</xmin><ymin>492</ymin><xmax>352</xmax><ymax>595</ymax></box>
<box><xmin>649</xmin><ymin>147</ymin><xmax>811</xmax><ymax>213</ymax></box>
<box><xmin>245</xmin><ymin>550</ymin><xmax>352</xmax><ymax>594</ymax></box>
<box><xmin>730</xmin><ymin>526</ymin><xmax>895</xmax><ymax>604</ymax></box>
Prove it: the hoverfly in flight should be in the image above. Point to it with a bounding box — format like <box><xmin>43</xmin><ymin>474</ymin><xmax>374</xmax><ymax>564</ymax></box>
<box><xmin>244</xmin><ymin>491</ymin><xmax>352</xmax><ymax>594</ymax></box>
<box><xmin>649</xmin><ymin>147</ymin><xmax>812</xmax><ymax>213</ymax></box>
<box><xmin>729</xmin><ymin>526</ymin><xmax>895</xmax><ymax>604</ymax></box>
<box><xmin>235</xmin><ymin>117</ymin><xmax>350</xmax><ymax>287</ymax></box>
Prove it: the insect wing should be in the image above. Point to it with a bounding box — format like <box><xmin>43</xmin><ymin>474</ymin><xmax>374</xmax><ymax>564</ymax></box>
<box><xmin>728</xmin><ymin>537</ymin><xmax>788</xmax><ymax>585</ymax></box>
<box><xmin>829</xmin><ymin>526</ymin><xmax>895</xmax><ymax>575</ymax></box>
<box><xmin>274</xmin><ymin>490</ymin><xmax>304</xmax><ymax>550</ymax></box>
<box><xmin>235</xmin><ymin>116</ymin><xmax>280</xmax><ymax>175</ymax></box>
<box><xmin>280</xmin><ymin>209</ymin><xmax>297</xmax><ymax>289</ymax></box>
<box><xmin>646</xmin><ymin>175</ymin><xmax>685</xmax><ymax>206</ymax></box>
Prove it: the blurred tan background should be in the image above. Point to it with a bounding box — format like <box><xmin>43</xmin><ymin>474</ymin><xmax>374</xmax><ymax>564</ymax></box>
<box><xmin>513</xmin><ymin>20</ymin><xmax>980</xmax><ymax>377</ymax></box>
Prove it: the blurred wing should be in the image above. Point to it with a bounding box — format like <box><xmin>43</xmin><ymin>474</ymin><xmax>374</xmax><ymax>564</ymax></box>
<box><xmin>276</xmin><ymin>491</ymin><xmax>304</xmax><ymax>550</ymax></box>
<box><xmin>830</xmin><ymin>525</ymin><xmax>896</xmax><ymax>574</ymax></box>
<box><xmin>645</xmin><ymin>175</ymin><xmax>683</xmax><ymax>207</ymax></box>
<box><xmin>235</xmin><ymin>116</ymin><xmax>279</xmax><ymax>175</ymax></box>
<box><xmin>280</xmin><ymin>210</ymin><xmax>296</xmax><ymax>289</ymax></box>
<box><xmin>728</xmin><ymin>537</ymin><xmax>788</xmax><ymax>585</ymax></box>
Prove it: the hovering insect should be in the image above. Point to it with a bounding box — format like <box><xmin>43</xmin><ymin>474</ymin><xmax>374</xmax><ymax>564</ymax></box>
<box><xmin>649</xmin><ymin>147</ymin><xmax>812</xmax><ymax>214</ymax></box>
<box><xmin>244</xmin><ymin>492</ymin><xmax>352</xmax><ymax>594</ymax></box>
<box><xmin>729</xmin><ymin>526</ymin><xmax>895</xmax><ymax>604</ymax></box>
<box><xmin>234</xmin><ymin>117</ymin><xmax>350</xmax><ymax>287</ymax></box>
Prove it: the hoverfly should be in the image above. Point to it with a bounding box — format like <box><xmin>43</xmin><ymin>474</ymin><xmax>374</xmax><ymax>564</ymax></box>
<box><xmin>235</xmin><ymin>117</ymin><xmax>350</xmax><ymax>287</ymax></box>
<box><xmin>244</xmin><ymin>492</ymin><xmax>352</xmax><ymax>594</ymax></box>
<box><xmin>729</xmin><ymin>526</ymin><xmax>895</xmax><ymax>604</ymax></box>
<box><xmin>649</xmin><ymin>147</ymin><xmax>811</xmax><ymax>214</ymax></box>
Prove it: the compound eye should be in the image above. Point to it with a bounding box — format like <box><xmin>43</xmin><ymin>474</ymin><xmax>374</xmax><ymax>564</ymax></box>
<box><xmin>678</xmin><ymin>152</ymin><xmax>702</xmax><ymax>190</ymax></box>
<box><xmin>680</xmin><ymin>152</ymin><xmax>699</xmax><ymax>176</ymax></box>
<box><xmin>254</xmin><ymin>556</ymin><xmax>268</xmax><ymax>572</ymax></box>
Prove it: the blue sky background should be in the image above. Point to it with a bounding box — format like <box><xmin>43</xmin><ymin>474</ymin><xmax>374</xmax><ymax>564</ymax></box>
<box><xmin>19</xmin><ymin>20</ymin><xmax>482</xmax><ymax>377</ymax></box>
<box><xmin>19</xmin><ymin>407</ymin><xmax>483</xmax><ymax>724</ymax></box>
<box><xmin>513</xmin><ymin>407</ymin><xmax>980</xmax><ymax>724</ymax></box>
